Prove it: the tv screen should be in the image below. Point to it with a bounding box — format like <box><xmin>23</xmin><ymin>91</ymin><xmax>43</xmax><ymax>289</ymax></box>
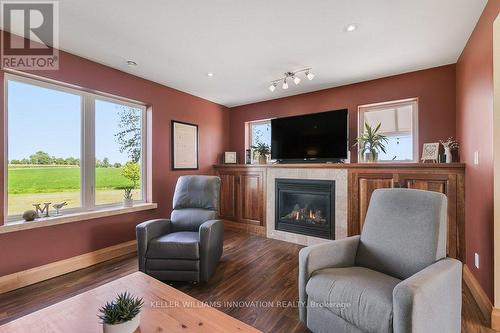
<box><xmin>271</xmin><ymin>109</ymin><xmax>348</xmax><ymax>161</ymax></box>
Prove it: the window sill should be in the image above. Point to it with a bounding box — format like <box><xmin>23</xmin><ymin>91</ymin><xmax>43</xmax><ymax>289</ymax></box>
<box><xmin>0</xmin><ymin>203</ymin><xmax>158</xmax><ymax>234</ymax></box>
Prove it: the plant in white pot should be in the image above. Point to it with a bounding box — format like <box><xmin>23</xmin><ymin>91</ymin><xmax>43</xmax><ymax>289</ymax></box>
<box><xmin>355</xmin><ymin>122</ymin><xmax>388</xmax><ymax>162</ymax></box>
<box><xmin>251</xmin><ymin>142</ymin><xmax>271</xmax><ymax>165</ymax></box>
<box><xmin>439</xmin><ymin>137</ymin><xmax>459</xmax><ymax>163</ymax></box>
<box><xmin>99</xmin><ymin>292</ymin><xmax>143</xmax><ymax>333</ymax></box>
<box><xmin>123</xmin><ymin>188</ymin><xmax>134</xmax><ymax>207</ymax></box>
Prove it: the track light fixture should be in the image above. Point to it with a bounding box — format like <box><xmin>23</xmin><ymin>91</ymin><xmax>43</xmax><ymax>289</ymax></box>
<box><xmin>268</xmin><ymin>68</ymin><xmax>314</xmax><ymax>92</ymax></box>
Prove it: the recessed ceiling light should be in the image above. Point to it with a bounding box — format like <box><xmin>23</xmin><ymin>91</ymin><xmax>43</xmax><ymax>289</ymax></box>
<box><xmin>207</xmin><ymin>72</ymin><xmax>214</xmax><ymax>77</ymax></box>
<box><xmin>126</xmin><ymin>60</ymin><xmax>138</xmax><ymax>66</ymax></box>
<box><xmin>345</xmin><ymin>24</ymin><xmax>357</xmax><ymax>32</ymax></box>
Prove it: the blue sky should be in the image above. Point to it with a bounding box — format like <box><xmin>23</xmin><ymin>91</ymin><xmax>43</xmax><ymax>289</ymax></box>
<box><xmin>8</xmin><ymin>80</ymin><xmax>139</xmax><ymax>164</ymax></box>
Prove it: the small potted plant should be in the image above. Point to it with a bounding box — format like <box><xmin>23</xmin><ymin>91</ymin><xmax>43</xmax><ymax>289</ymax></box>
<box><xmin>123</xmin><ymin>187</ymin><xmax>134</xmax><ymax>207</ymax></box>
<box><xmin>251</xmin><ymin>142</ymin><xmax>271</xmax><ymax>164</ymax></box>
<box><xmin>354</xmin><ymin>122</ymin><xmax>388</xmax><ymax>162</ymax></box>
<box><xmin>440</xmin><ymin>137</ymin><xmax>459</xmax><ymax>163</ymax></box>
<box><xmin>99</xmin><ymin>292</ymin><xmax>143</xmax><ymax>333</ymax></box>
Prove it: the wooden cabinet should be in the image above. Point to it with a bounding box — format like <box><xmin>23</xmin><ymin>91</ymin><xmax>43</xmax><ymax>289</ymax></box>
<box><xmin>218</xmin><ymin>171</ymin><xmax>238</xmax><ymax>220</ymax></box>
<box><xmin>215</xmin><ymin>163</ymin><xmax>465</xmax><ymax>261</ymax></box>
<box><xmin>214</xmin><ymin>166</ymin><xmax>266</xmax><ymax>235</ymax></box>
<box><xmin>349</xmin><ymin>167</ymin><xmax>465</xmax><ymax>260</ymax></box>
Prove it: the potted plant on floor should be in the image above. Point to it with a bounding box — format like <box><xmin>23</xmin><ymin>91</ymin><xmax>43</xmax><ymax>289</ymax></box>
<box><xmin>251</xmin><ymin>142</ymin><xmax>271</xmax><ymax>164</ymax></box>
<box><xmin>99</xmin><ymin>292</ymin><xmax>143</xmax><ymax>333</ymax></box>
<box><xmin>355</xmin><ymin>122</ymin><xmax>388</xmax><ymax>162</ymax></box>
<box><xmin>123</xmin><ymin>187</ymin><xmax>134</xmax><ymax>207</ymax></box>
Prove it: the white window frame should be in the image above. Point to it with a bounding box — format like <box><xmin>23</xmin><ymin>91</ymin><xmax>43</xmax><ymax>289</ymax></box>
<box><xmin>357</xmin><ymin>98</ymin><xmax>419</xmax><ymax>163</ymax></box>
<box><xmin>4</xmin><ymin>72</ymin><xmax>148</xmax><ymax>222</ymax></box>
<box><xmin>247</xmin><ymin>119</ymin><xmax>271</xmax><ymax>163</ymax></box>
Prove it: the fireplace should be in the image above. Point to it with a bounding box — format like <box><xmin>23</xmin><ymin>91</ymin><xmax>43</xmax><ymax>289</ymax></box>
<box><xmin>275</xmin><ymin>179</ymin><xmax>335</xmax><ymax>239</ymax></box>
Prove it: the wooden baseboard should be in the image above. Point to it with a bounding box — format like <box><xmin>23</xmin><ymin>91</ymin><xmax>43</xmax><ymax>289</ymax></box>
<box><xmin>0</xmin><ymin>240</ymin><xmax>137</xmax><ymax>294</ymax></box>
<box><xmin>223</xmin><ymin>220</ymin><xmax>266</xmax><ymax>237</ymax></box>
<box><xmin>463</xmin><ymin>264</ymin><xmax>493</xmax><ymax>326</ymax></box>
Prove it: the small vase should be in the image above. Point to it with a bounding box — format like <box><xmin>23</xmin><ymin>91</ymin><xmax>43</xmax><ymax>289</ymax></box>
<box><xmin>258</xmin><ymin>155</ymin><xmax>267</xmax><ymax>165</ymax></box>
<box><xmin>103</xmin><ymin>315</ymin><xmax>139</xmax><ymax>333</ymax></box>
<box><xmin>123</xmin><ymin>198</ymin><xmax>134</xmax><ymax>208</ymax></box>
<box><xmin>444</xmin><ymin>147</ymin><xmax>452</xmax><ymax>163</ymax></box>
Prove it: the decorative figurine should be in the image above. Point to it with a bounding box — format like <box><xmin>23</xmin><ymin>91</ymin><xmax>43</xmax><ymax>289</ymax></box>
<box><xmin>22</xmin><ymin>210</ymin><xmax>37</xmax><ymax>222</ymax></box>
<box><xmin>52</xmin><ymin>202</ymin><xmax>67</xmax><ymax>216</ymax></box>
<box><xmin>33</xmin><ymin>202</ymin><xmax>51</xmax><ymax>218</ymax></box>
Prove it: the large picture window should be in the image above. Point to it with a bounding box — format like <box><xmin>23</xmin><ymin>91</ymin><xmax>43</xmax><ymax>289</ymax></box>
<box><xmin>5</xmin><ymin>74</ymin><xmax>147</xmax><ymax>221</ymax></box>
<box><xmin>358</xmin><ymin>98</ymin><xmax>418</xmax><ymax>162</ymax></box>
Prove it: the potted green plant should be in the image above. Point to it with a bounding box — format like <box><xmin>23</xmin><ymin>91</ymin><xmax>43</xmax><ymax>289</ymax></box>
<box><xmin>123</xmin><ymin>187</ymin><xmax>134</xmax><ymax>207</ymax></box>
<box><xmin>251</xmin><ymin>142</ymin><xmax>271</xmax><ymax>165</ymax></box>
<box><xmin>99</xmin><ymin>292</ymin><xmax>143</xmax><ymax>333</ymax></box>
<box><xmin>355</xmin><ymin>123</ymin><xmax>388</xmax><ymax>162</ymax></box>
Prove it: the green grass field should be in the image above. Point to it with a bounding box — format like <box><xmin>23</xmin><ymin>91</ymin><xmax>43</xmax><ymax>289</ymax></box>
<box><xmin>7</xmin><ymin>166</ymin><xmax>140</xmax><ymax>215</ymax></box>
<box><xmin>8</xmin><ymin>166</ymin><xmax>133</xmax><ymax>194</ymax></box>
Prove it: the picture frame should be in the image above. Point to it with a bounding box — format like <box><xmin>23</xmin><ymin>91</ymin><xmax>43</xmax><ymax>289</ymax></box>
<box><xmin>224</xmin><ymin>152</ymin><xmax>237</xmax><ymax>164</ymax></box>
<box><xmin>171</xmin><ymin>120</ymin><xmax>199</xmax><ymax>170</ymax></box>
<box><xmin>421</xmin><ymin>142</ymin><xmax>439</xmax><ymax>163</ymax></box>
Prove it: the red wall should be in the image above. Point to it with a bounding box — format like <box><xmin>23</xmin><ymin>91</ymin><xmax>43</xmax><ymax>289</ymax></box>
<box><xmin>229</xmin><ymin>65</ymin><xmax>457</xmax><ymax>162</ymax></box>
<box><xmin>0</xmin><ymin>34</ymin><xmax>230</xmax><ymax>276</ymax></box>
<box><xmin>456</xmin><ymin>0</ymin><xmax>500</xmax><ymax>301</ymax></box>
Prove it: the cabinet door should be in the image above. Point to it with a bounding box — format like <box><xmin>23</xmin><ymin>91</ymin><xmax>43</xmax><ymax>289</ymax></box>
<box><xmin>349</xmin><ymin>172</ymin><xmax>396</xmax><ymax>235</ymax></box>
<box><xmin>216</xmin><ymin>171</ymin><xmax>238</xmax><ymax>220</ymax></box>
<box><xmin>238</xmin><ymin>171</ymin><xmax>265</xmax><ymax>226</ymax></box>
<box><xmin>398</xmin><ymin>173</ymin><xmax>458</xmax><ymax>259</ymax></box>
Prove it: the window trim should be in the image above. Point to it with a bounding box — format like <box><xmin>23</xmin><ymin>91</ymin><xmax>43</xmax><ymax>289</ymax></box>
<box><xmin>4</xmin><ymin>72</ymin><xmax>149</xmax><ymax>223</ymax></box>
<box><xmin>246</xmin><ymin>119</ymin><xmax>271</xmax><ymax>163</ymax></box>
<box><xmin>357</xmin><ymin>98</ymin><xmax>419</xmax><ymax>163</ymax></box>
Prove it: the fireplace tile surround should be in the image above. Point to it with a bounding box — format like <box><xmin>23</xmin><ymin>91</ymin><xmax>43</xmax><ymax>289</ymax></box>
<box><xmin>266</xmin><ymin>168</ymin><xmax>348</xmax><ymax>246</ymax></box>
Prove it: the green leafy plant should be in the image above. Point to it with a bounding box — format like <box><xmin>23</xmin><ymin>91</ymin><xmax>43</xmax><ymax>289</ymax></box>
<box><xmin>98</xmin><ymin>292</ymin><xmax>143</xmax><ymax>325</ymax></box>
<box><xmin>121</xmin><ymin>161</ymin><xmax>140</xmax><ymax>188</ymax></box>
<box><xmin>123</xmin><ymin>187</ymin><xmax>133</xmax><ymax>200</ymax></box>
<box><xmin>250</xmin><ymin>142</ymin><xmax>271</xmax><ymax>158</ymax></box>
<box><xmin>354</xmin><ymin>123</ymin><xmax>388</xmax><ymax>162</ymax></box>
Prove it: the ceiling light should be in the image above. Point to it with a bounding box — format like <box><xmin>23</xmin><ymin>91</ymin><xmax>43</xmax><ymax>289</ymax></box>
<box><xmin>268</xmin><ymin>68</ymin><xmax>314</xmax><ymax>92</ymax></box>
<box><xmin>126</xmin><ymin>60</ymin><xmax>137</xmax><ymax>67</ymax></box>
<box><xmin>306</xmin><ymin>71</ymin><xmax>315</xmax><ymax>80</ymax></box>
<box><xmin>207</xmin><ymin>72</ymin><xmax>214</xmax><ymax>77</ymax></box>
<box><xmin>345</xmin><ymin>24</ymin><xmax>357</xmax><ymax>32</ymax></box>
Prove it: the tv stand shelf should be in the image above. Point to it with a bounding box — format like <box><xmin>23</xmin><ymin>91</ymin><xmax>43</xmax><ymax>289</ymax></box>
<box><xmin>214</xmin><ymin>163</ymin><xmax>465</xmax><ymax>261</ymax></box>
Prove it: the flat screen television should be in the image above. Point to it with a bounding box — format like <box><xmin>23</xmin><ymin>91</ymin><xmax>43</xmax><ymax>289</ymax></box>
<box><xmin>271</xmin><ymin>109</ymin><xmax>348</xmax><ymax>162</ymax></box>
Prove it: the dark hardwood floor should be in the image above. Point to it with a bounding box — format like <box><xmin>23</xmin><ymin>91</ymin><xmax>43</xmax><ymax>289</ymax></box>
<box><xmin>0</xmin><ymin>231</ymin><xmax>494</xmax><ymax>332</ymax></box>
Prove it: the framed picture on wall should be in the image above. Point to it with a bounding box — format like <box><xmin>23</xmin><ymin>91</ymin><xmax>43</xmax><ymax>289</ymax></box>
<box><xmin>171</xmin><ymin>120</ymin><xmax>199</xmax><ymax>170</ymax></box>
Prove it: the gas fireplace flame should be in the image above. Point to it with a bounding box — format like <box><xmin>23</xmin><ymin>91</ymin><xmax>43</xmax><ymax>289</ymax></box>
<box><xmin>282</xmin><ymin>204</ymin><xmax>327</xmax><ymax>225</ymax></box>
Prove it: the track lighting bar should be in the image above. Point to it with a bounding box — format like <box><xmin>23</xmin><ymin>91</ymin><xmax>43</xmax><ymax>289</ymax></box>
<box><xmin>268</xmin><ymin>68</ymin><xmax>314</xmax><ymax>92</ymax></box>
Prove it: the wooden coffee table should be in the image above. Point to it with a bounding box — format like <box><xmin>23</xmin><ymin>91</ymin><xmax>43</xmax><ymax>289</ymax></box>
<box><xmin>0</xmin><ymin>272</ymin><xmax>261</xmax><ymax>332</ymax></box>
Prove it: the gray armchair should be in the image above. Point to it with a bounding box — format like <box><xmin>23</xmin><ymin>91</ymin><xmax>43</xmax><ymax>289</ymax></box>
<box><xmin>299</xmin><ymin>188</ymin><xmax>462</xmax><ymax>333</ymax></box>
<box><xmin>136</xmin><ymin>175</ymin><xmax>223</xmax><ymax>282</ymax></box>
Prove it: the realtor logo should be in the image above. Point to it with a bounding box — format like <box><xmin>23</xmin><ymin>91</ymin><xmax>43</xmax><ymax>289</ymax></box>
<box><xmin>1</xmin><ymin>0</ymin><xmax>59</xmax><ymax>70</ymax></box>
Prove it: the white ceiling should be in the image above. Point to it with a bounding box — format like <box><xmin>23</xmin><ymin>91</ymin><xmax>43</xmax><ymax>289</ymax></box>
<box><xmin>9</xmin><ymin>0</ymin><xmax>489</xmax><ymax>107</ymax></box>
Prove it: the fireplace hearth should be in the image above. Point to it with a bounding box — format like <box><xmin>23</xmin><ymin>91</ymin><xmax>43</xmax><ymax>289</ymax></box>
<box><xmin>275</xmin><ymin>179</ymin><xmax>335</xmax><ymax>239</ymax></box>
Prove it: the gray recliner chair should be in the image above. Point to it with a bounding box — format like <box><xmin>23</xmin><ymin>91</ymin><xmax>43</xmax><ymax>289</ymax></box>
<box><xmin>299</xmin><ymin>188</ymin><xmax>462</xmax><ymax>333</ymax></box>
<box><xmin>136</xmin><ymin>175</ymin><xmax>223</xmax><ymax>282</ymax></box>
